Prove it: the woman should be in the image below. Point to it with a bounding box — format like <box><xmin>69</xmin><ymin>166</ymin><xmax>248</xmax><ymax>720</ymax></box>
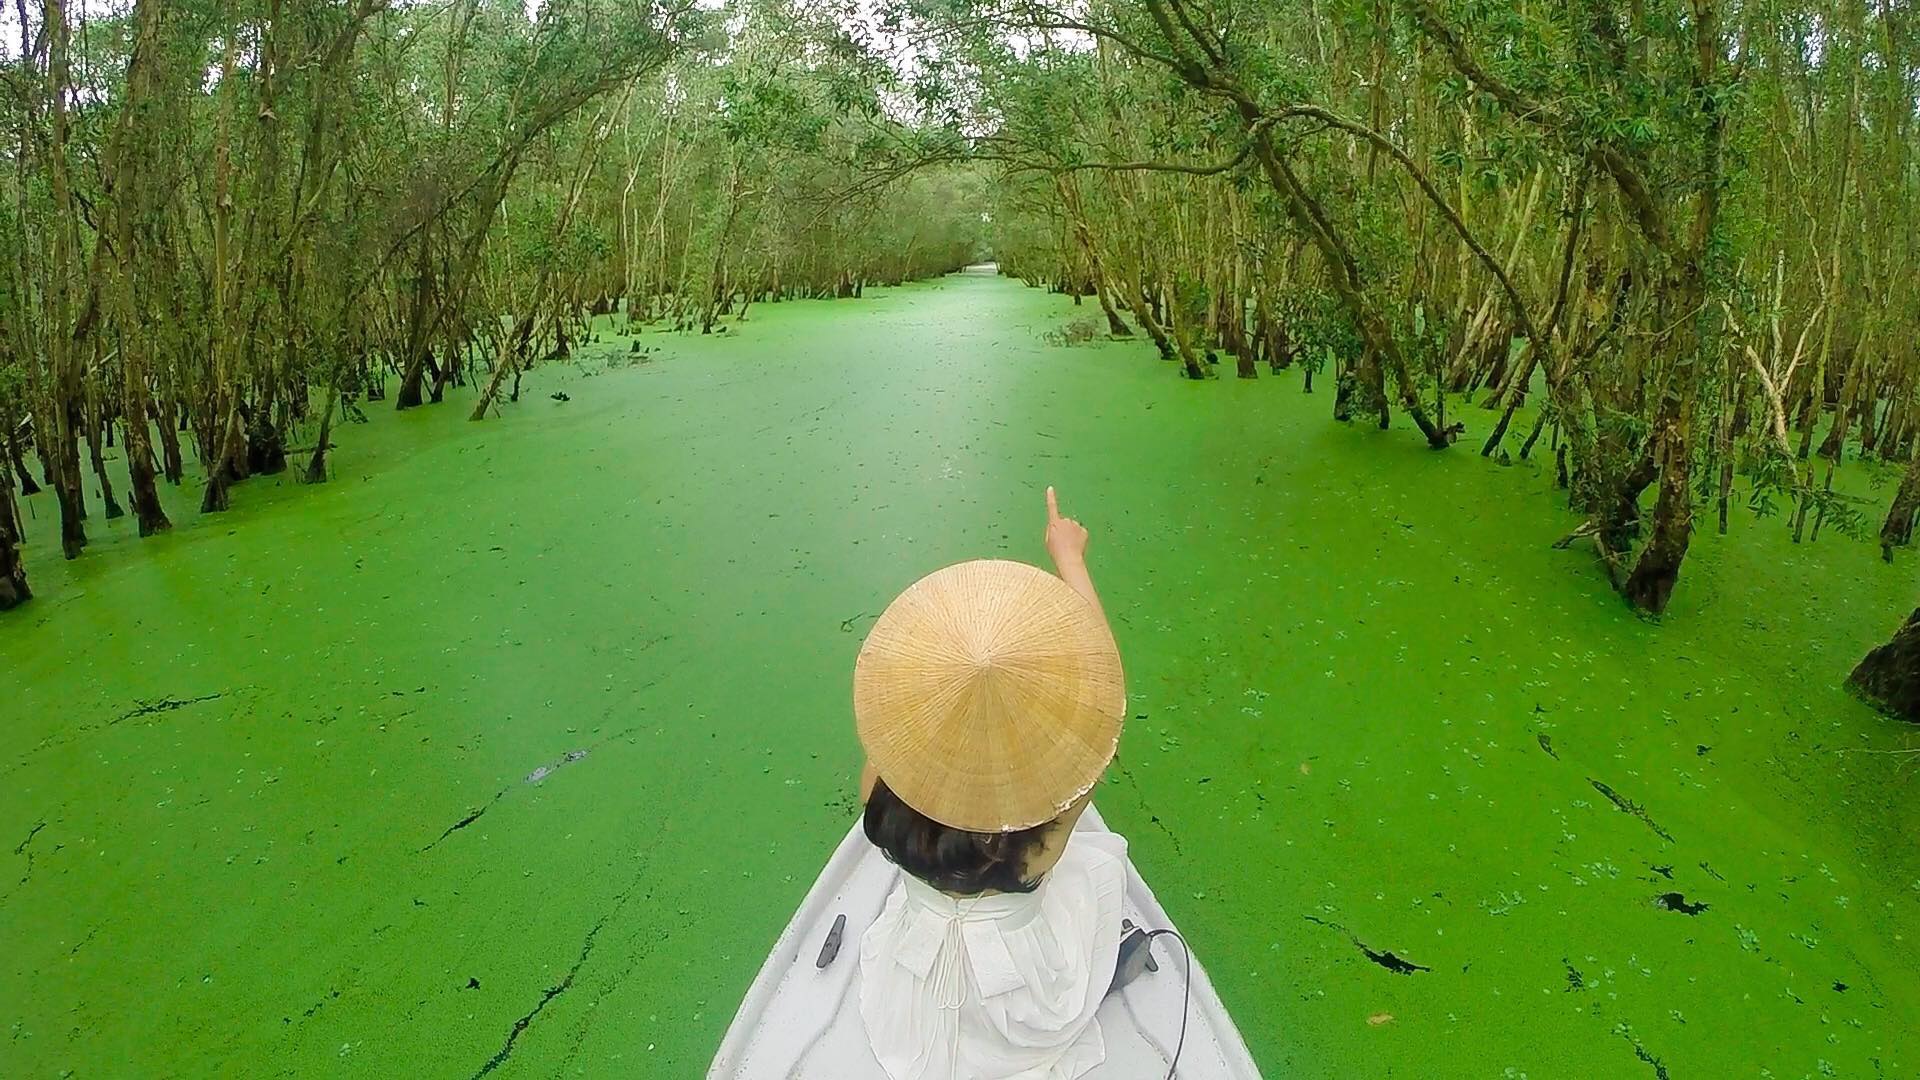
<box><xmin>852</xmin><ymin>487</ymin><xmax>1129</xmax><ymax>1080</ymax></box>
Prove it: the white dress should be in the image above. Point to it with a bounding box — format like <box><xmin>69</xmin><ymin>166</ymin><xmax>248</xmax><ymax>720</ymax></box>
<box><xmin>858</xmin><ymin>830</ymin><xmax>1129</xmax><ymax>1080</ymax></box>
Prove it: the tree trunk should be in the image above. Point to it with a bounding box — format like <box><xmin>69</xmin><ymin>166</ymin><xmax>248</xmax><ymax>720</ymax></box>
<box><xmin>1715</xmin><ymin>371</ymin><xmax>1746</xmax><ymax>535</ymax></box>
<box><xmin>1128</xmin><ymin>284</ymin><xmax>1176</xmax><ymax>360</ymax></box>
<box><xmin>425</xmin><ymin>347</ymin><xmax>448</xmax><ymax>404</ymax></box>
<box><xmin>1847</xmin><ymin>605</ymin><xmax>1920</xmax><ymax>722</ymax></box>
<box><xmin>1793</xmin><ymin>382</ymin><xmax>1819</xmax><ymax>461</ymax></box>
<box><xmin>1593</xmin><ymin>447</ymin><xmax>1658</xmax><ymax>563</ymax></box>
<box><xmin>397</xmin><ymin>161</ymin><xmax>520</xmax><ymax>409</ymax></box>
<box><xmin>34</xmin><ymin>427</ymin><xmax>55</xmax><ymax>488</ymax></box>
<box><xmin>44</xmin><ymin>0</ymin><xmax>88</xmax><ymax>559</ymax></box>
<box><xmin>1817</xmin><ymin>346</ymin><xmax>1865</xmax><ymax>461</ymax></box>
<box><xmin>96</xmin><ymin>0</ymin><xmax>172</xmax><ymax>535</ymax></box>
<box><xmin>1621</xmin><ymin>396</ymin><xmax>1695</xmax><ymax>614</ymax></box>
<box><xmin>1333</xmin><ymin>362</ymin><xmax>1356</xmax><ymax>421</ymax></box>
<box><xmin>1620</xmin><ymin>0</ymin><xmax>1726</xmax><ymax>613</ymax></box>
<box><xmin>1037</xmin><ymin>149</ymin><xmax>1115</xmax><ymax>320</ymax></box>
<box><xmin>1520</xmin><ymin>413</ymin><xmax>1551</xmax><ymax>460</ymax></box>
<box><xmin>1227</xmin><ymin>296</ymin><xmax>1258</xmax><ymax>379</ymax></box>
<box><xmin>1095</xmin><ymin>285</ymin><xmax>1130</xmax><ymax>337</ymax></box>
<box><xmin>1857</xmin><ymin>381</ymin><xmax>1881</xmax><ymax>454</ymax></box>
<box><xmin>247</xmin><ymin>406</ymin><xmax>287</xmax><ymax>476</ymax></box>
<box><xmin>306</xmin><ymin>383</ymin><xmax>338</xmax><ymax>484</ymax></box>
<box><xmin>6</xmin><ymin>425</ymin><xmax>38</xmax><ymax>495</ymax></box>
<box><xmin>1245</xmin><ymin>126</ymin><xmax>1446</xmax><ymax>446</ymax></box>
<box><xmin>1158</xmin><ymin>276</ymin><xmax>1211</xmax><ymax>380</ymax></box>
<box><xmin>46</xmin><ymin>401</ymin><xmax>88</xmax><ymax>558</ymax></box>
<box><xmin>395</xmin><ymin>340</ymin><xmax>430</xmax><ymax>411</ymax></box>
<box><xmin>198</xmin><ymin>402</ymin><xmax>247</xmax><ymax>513</ymax></box>
<box><xmin>1480</xmin><ymin>354</ymin><xmax>1528</xmax><ymax>456</ymax></box>
<box><xmin>394</xmin><ymin>272</ymin><xmax>439</xmax><ymax>410</ymax></box>
<box><xmin>0</xmin><ymin>461</ymin><xmax>27</xmax><ymax>610</ymax></box>
<box><xmin>84</xmin><ymin>401</ymin><xmax>124</xmax><ymax>520</ymax></box>
<box><xmin>119</xmin><ymin>364</ymin><xmax>169</xmax><ymax>533</ymax></box>
<box><xmin>1256</xmin><ymin>293</ymin><xmax>1291</xmax><ymax>372</ymax></box>
<box><xmin>1880</xmin><ymin>451</ymin><xmax>1920</xmax><ymax>560</ymax></box>
<box><xmin>1879</xmin><ymin>399</ymin><xmax>1909</xmax><ymax>462</ymax></box>
<box><xmin>430</xmin><ymin>341</ymin><xmax>460</xmax><ymax>401</ymax></box>
<box><xmin>154</xmin><ymin>396</ymin><xmax>184</xmax><ymax>484</ymax></box>
<box><xmin>472</xmin><ymin>312</ymin><xmax>536</xmax><ymax>420</ymax></box>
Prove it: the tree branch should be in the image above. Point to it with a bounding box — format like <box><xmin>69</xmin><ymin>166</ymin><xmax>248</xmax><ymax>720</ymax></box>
<box><xmin>1051</xmin><ymin>142</ymin><xmax>1254</xmax><ymax>176</ymax></box>
<box><xmin>1401</xmin><ymin>0</ymin><xmax>1674</xmax><ymax>256</ymax></box>
<box><xmin>1271</xmin><ymin>104</ymin><xmax>1555</xmax><ymax>378</ymax></box>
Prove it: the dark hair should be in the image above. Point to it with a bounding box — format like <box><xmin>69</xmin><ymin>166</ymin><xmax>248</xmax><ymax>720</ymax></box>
<box><xmin>863</xmin><ymin>778</ymin><xmax>1051</xmax><ymax>895</ymax></box>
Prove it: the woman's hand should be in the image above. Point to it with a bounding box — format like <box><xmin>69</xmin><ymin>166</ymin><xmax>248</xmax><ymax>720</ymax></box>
<box><xmin>1045</xmin><ymin>486</ymin><xmax>1090</xmax><ymax>571</ymax></box>
<box><xmin>1045</xmin><ymin>486</ymin><xmax>1105</xmax><ymax>622</ymax></box>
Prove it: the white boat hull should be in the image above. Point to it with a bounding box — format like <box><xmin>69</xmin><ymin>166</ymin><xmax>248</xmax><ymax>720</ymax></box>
<box><xmin>710</xmin><ymin>807</ymin><xmax>1264</xmax><ymax>1078</ymax></box>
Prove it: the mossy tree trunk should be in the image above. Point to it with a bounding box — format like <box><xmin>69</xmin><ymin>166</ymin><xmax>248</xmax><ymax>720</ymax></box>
<box><xmin>4</xmin><ymin>424</ymin><xmax>38</xmax><ymax>496</ymax></box>
<box><xmin>1880</xmin><ymin>450</ymin><xmax>1920</xmax><ymax>560</ymax></box>
<box><xmin>44</xmin><ymin>0</ymin><xmax>88</xmax><ymax>559</ymax></box>
<box><xmin>0</xmin><ymin>422</ymin><xmax>25</xmax><ymax>603</ymax></box>
<box><xmin>1848</xmin><ymin>606</ymin><xmax>1920</xmax><ymax>722</ymax></box>
<box><xmin>105</xmin><ymin>0</ymin><xmax>172</xmax><ymax>536</ymax></box>
<box><xmin>0</xmin><ymin>466</ymin><xmax>26</xmax><ymax>610</ymax></box>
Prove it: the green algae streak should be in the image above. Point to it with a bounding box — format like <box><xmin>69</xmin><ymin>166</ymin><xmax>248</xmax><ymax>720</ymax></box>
<box><xmin>2</xmin><ymin>271</ymin><xmax>1915</xmax><ymax>1078</ymax></box>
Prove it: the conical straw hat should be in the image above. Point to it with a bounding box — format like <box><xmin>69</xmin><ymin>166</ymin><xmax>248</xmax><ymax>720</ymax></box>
<box><xmin>854</xmin><ymin>559</ymin><xmax>1126</xmax><ymax>832</ymax></box>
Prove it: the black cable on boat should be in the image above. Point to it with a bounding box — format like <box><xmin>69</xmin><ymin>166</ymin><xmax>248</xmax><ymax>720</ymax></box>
<box><xmin>1146</xmin><ymin>928</ymin><xmax>1192</xmax><ymax>1078</ymax></box>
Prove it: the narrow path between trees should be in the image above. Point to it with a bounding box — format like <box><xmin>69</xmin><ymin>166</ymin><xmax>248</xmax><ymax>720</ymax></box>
<box><xmin>1</xmin><ymin>272</ymin><xmax>1913</xmax><ymax>1077</ymax></box>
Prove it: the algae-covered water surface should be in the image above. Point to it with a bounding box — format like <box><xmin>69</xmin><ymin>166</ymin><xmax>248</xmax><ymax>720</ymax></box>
<box><xmin>3</xmin><ymin>272</ymin><xmax>1916</xmax><ymax>1078</ymax></box>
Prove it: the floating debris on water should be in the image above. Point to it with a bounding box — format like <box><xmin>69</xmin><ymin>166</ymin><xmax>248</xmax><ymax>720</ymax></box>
<box><xmin>1653</xmin><ymin>892</ymin><xmax>1709</xmax><ymax>915</ymax></box>
<box><xmin>1588</xmin><ymin>778</ymin><xmax>1676</xmax><ymax>843</ymax></box>
<box><xmin>527</xmin><ymin>748</ymin><xmax>589</xmax><ymax>784</ymax></box>
<box><xmin>1303</xmin><ymin>914</ymin><xmax>1432</xmax><ymax>975</ymax></box>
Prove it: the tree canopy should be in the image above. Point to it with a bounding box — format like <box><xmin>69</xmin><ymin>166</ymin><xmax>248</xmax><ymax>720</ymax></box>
<box><xmin>3</xmin><ymin>0</ymin><xmax>1917</xmax><ymax>625</ymax></box>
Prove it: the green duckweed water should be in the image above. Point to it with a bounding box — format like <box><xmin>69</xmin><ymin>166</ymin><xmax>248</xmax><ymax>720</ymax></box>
<box><xmin>3</xmin><ymin>270</ymin><xmax>1916</xmax><ymax>1078</ymax></box>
